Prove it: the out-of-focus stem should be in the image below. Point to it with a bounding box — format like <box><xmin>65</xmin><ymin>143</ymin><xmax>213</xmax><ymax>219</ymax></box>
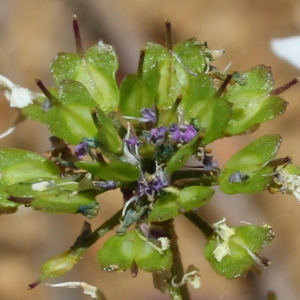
<box><xmin>184</xmin><ymin>210</ymin><xmax>214</xmax><ymax>239</ymax></box>
<box><xmin>163</xmin><ymin>219</ymin><xmax>191</xmax><ymax>300</ymax></box>
<box><xmin>70</xmin><ymin>209</ymin><xmax>122</xmax><ymax>257</ymax></box>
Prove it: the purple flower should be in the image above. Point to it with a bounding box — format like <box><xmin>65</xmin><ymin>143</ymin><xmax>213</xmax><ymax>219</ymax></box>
<box><xmin>169</xmin><ymin>124</ymin><xmax>182</xmax><ymax>141</ymax></box>
<box><xmin>138</xmin><ymin>179</ymin><xmax>152</xmax><ymax>196</ymax></box>
<box><xmin>139</xmin><ymin>108</ymin><xmax>157</xmax><ymax>123</ymax></box>
<box><xmin>169</xmin><ymin>124</ymin><xmax>197</xmax><ymax>142</ymax></box>
<box><xmin>182</xmin><ymin>125</ymin><xmax>197</xmax><ymax>142</ymax></box>
<box><xmin>138</xmin><ymin>167</ymin><xmax>169</xmax><ymax>198</ymax></box>
<box><xmin>150</xmin><ymin>176</ymin><xmax>168</xmax><ymax>192</ymax></box>
<box><xmin>74</xmin><ymin>140</ymin><xmax>89</xmax><ymax>159</ymax></box>
<box><xmin>150</xmin><ymin>126</ymin><xmax>168</xmax><ymax>143</ymax></box>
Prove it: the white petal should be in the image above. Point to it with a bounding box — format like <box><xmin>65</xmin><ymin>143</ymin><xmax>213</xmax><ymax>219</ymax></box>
<box><xmin>8</xmin><ymin>86</ymin><xmax>35</xmax><ymax>108</ymax></box>
<box><xmin>0</xmin><ymin>74</ymin><xmax>14</xmax><ymax>89</ymax></box>
<box><xmin>47</xmin><ymin>282</ymin><xmax>106</xmax><ymax>300</ymax></box>
<box><xmin>31</xmin><ymin>181</ymin><xmax>55</xmax><ymax>191</ymax></box>
<box><xmin>0</xmin><ymin>74</ymin><xmax>42</xmax><ymax>108</ymax></box>
<box><xmin>271</xmin><ymin>36</ymin><xmax>300</xmax><ymax>69</ymax></box>
<box><xmin>213</xmin><ymin>241</ymin><xmax>231</xmax><ymax>262</ymax></box>
<box><xmin>0</xmin><ymin>113</ymin><xmax>26</xmax><ymax>139</ymax></box>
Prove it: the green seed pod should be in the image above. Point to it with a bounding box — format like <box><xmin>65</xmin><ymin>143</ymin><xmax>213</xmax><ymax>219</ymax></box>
<box><xmin>28</xmin><ymin>251</ymin><xmax>81</xmax><ymax>289</ymax></box>
<box><xmin>97</xmin><ymin>231</ymin><xmax>172</xmax><ymax>273</ymax></box>
<box><xmin>204</xmin><ymin>220</ymin><xmax>274</xmax><ymax>278</ymax></box>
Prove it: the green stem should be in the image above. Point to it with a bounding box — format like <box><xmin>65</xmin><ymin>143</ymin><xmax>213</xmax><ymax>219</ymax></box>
<box><xmin>164</xmin><ymin>219</ymin><xmax>191</xmax><ymax>300</ymax></box>
<box><xmin>70</xmin><ymin>209</ymin><xmax>122</xmax><ymax>257</ymax></box>
<box><xmin>184</xmin><ymin>210</ymin><xmax>214</xmax><ymax>239</ymax></box>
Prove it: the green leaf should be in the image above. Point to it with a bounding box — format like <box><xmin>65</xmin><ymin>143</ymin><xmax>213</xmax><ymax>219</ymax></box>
<box><xmin>46</xmin><ymin>80</ymin><xmax>98</xmax><ymax>145</ymax></box>
<box><xmin>91</xmin><ymin>107</ymin><xmax>123</xmax><ymax>155</ymax></box>
<box><xmin>21</xmin><ymin>95</ymin><xmax>49</xmax><ymax>123</ymax></box>
<box><xmin>0</xmin><ymin>148</ymin><xmax>59</xmax><ymax>186</ymax></box>
<box><xmin>119</xmin><ymin>67</ymin><xmax>160</xmax><ymax>118</ymax></box>
<box><xmin>166</xmin><ymin>133</ymin><xmax>203</xmax><ymax>173</ymax></box>
<box><xmin>178</xmin><ymin>186</ymin><xmax>214</xmax><ymax>211</ymax></box>
<box><xmin>75</xmin><ymin>161</ymin><xmax>140</xmax><ymax>182</ymax></box>
<box><xmin>172</xmin><ymin>38</ymin><xmax>207</xmax><ymax>75</ymax></box>
<box><xmin>148</xmin><ymin>193</ymin><xmax>179</xmax><ymax>222</ymax></box>
<box><xmin>220</xmin><ymin>134</ymin><xmax>282</xmax><ymax>194</ymax></box>
<box><xmin>30</xmin><ymin>190</ymin><xmax>99</xmax><ymax>218</ymax></box>
<box><xmin>143</xmin><ymin>42</ymin><xmax>177</xmax><ymax>111</ymax></box>
<box><xmin>0</xmin><ymin>184</ymin><xmax>19</xmax><ymax>214</ymax></box>
<box><xmin>183</xmin><ymin>75</ymin><xmax>232</xmax><ymax>144</ymax></box>
<box><xmin>149</xmin><ymin>186</ymin><xmax>214</xmax><ymax>222</ymax></box>
<box><xmin>225</xmin><ymin>65</ymin><xmax>288</xmax><ymax>135</ymax></box>
<box><xmin>50</xmin><ymin>41</ymin><xmax>119</xmax><ymax>112</ymax></box>
<box><xmin>4</xmin><ymin>178</ymin><xmax>99</xmax><ymax>218</ymax></box>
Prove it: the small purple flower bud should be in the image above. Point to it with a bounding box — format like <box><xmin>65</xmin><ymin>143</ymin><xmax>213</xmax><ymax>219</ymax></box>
<box><xmin>74</xmin><ymin>140</ymin><xmax>89</xmax><ymax>159</ymax></box>
<box><xmin>203</xmin><ymin>155</ymin><xmax>219</xmax><ymax>171</ymax></box>
<box><xmin>94</xmin><ymin>180</ymin><xmax>117</xmax><ymax>190</ymax></box>
<box><xmin>139</xmin><ymin>108</ymin><xmax>157</xmax><ymax>123</ymax></box>
<box><xmin>125</xmin><ymin>136</ymin><xmax>139</xmax><ymax>146</ymax></box>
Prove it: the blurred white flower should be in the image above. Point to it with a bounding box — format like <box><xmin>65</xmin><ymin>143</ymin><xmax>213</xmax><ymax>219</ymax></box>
<box><xmin>47</xmin><ymin>282</ymin><xmax>106</xmax><ymax>300</ymax></box>
<box><xmin>0</xmin><ymin>74</ymin><xmax>42</xmax><ymax>108</ymax></box>
<box><xmin>271</xmin><ymin>36</ymin><xmax>300</xmax><ymax>69</ymax></box>
<box><xmin>0</xmin><ymin>74</ymin><xmax>43</xmax><ymax>139</ymax></box>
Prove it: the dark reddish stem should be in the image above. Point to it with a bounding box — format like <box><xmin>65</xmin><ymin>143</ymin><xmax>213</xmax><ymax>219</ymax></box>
<box><xmin>216</xmin><ymin>73</ymin><xmax>234</xmax><ymax>97</ymax></box>
<box><xmin>73</xmin><ymin>14</ymin><xmax>84</xmax><ymax>57</ymax></box>
<box><xmin>137</xmin><ymin>49</ymin><xmax>146</xmax><ymax>78</ymax></box>
<box><xmin>270</xmin><ymin>77</ymin><xmax>299</xmax><ymax>96</ymax></box>
<box><xmin>35</xmin><ymin>79</ymin><xmax>59</xmax><ymax>104</ymax></box>
<box><xmin>28</xmin><ymin>279</ymin><xmax>41</xmax><ymax>290</ymax></box>
<box><xmin>165</xmin><ymin>19</ymin><xmax>173</xmax><ymax>50</ymax></box>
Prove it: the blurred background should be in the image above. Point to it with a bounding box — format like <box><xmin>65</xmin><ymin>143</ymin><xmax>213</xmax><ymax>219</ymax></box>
<box><xmin>1</xmin><ymin>1</ymin><xmax>300</xmax><ymax>299</ymax></box>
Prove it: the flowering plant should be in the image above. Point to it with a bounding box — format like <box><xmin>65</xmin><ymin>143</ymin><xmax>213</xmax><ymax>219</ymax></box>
<box><xmin>0</xmin><ymin>16</ymin><xmax>299</xmax><ymax>299</ymax></box>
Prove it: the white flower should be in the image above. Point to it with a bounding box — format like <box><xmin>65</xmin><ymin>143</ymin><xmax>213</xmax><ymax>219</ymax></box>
<box><xmin>0</xmin><ymin>74</ymin><xmax>42</xmax><ymax>108</ymax></box>
<box><xmin>0</xmin><ymin>74</ymin><xmax>44</xmax><ymax>139</ymax></box>
<box><xmin>171</xmin><ymin>265</ymin><xmax>201</xmax><ymax>289</ymax></box>
<box><xmin>211</xmin><ymin>218</ymin><xmax>236</xmax><ymax>262</ymax></box>
<box><xmin>270</xmin><ymin>36</ymin><xmax>300</xmax><ymax>69</ymax></box>
<box><xmin>274</xmin><ymin>169</ymin><xmax>300</xmax><ymax>201</ymax></box>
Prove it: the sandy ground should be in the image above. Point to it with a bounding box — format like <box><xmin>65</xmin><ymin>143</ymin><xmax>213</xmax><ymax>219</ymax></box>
<box><xmin>1</xmin><ymin>1</ymin><xmax>300</xmax><ymax>299</ymax></box>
